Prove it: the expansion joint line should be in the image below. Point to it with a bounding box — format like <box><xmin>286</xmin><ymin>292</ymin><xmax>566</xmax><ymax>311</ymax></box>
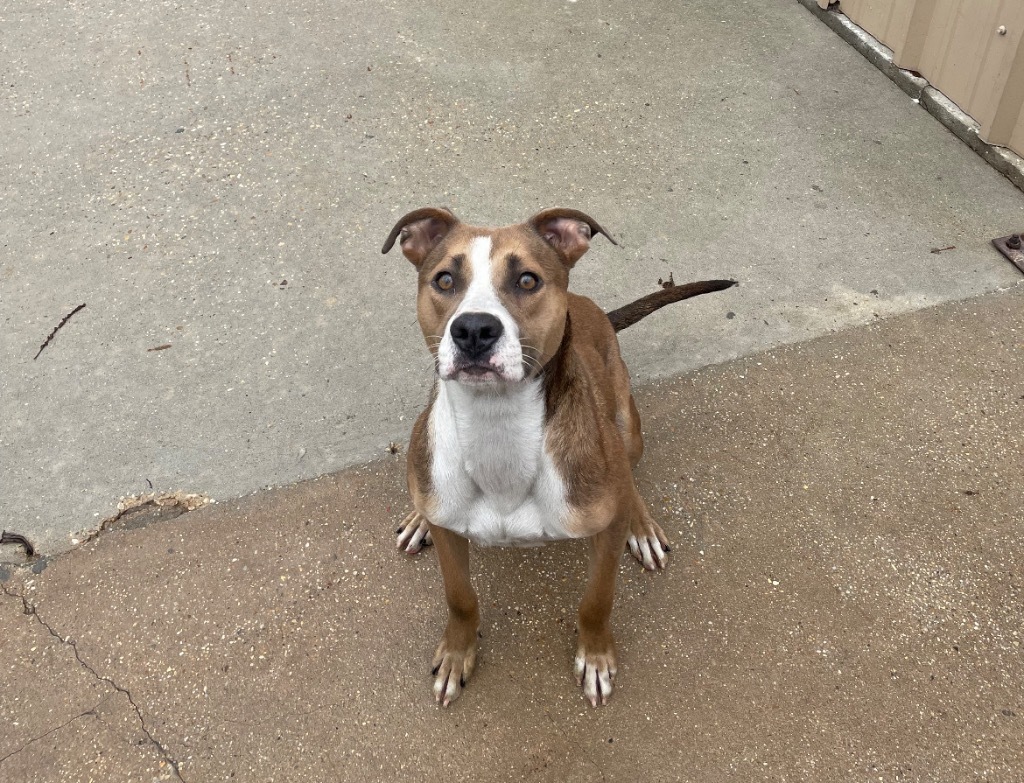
<box><xmin>1</xmin><ymin>584</ymin><xmax>186</xmax><ymax>782</ymax></box>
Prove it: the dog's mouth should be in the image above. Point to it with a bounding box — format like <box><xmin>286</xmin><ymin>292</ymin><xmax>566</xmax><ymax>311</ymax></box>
<box><xmin>460</xmin><ymin>365</ymin><xmax>498</xmax><ymax>379</ymax></box>
<box><xmin>450</xmin><ymin>362</ymin><xmax>503</xmax><ymax>384</ymax></box>
<box><xmin>443</xmin><ymin>355</ymin><xmax>520</xmax><ymax>385</ymax></box>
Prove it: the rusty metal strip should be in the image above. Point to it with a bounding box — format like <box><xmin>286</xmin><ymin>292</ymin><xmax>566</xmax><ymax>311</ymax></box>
<box><xmin>991</xmin><ymin>234</ymin><xmax>1024</xmax><ymax>275</ymax></box>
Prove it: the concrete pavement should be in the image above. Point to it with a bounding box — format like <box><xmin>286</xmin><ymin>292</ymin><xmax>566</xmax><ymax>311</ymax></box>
<box><xmin>3</xmin><ymin>1</ymin><xmax>1023</xmax><ymax>778</ymax></box>
<box><xmin>2</xmin><ymin>287</ymin><xmax>1022</xmax><ymax>782</ymax></box>
<box><xmin>3</xmin><ymin>0</ymin><xmax>1024</xmax><ymax>555</ymax></box>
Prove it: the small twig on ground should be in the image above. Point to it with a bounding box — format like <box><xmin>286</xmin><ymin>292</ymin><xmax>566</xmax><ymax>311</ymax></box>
<box><xmin>930</xmin><ymin>245</ymin><xmax>956</xmax><ymax>254</ymax></box>
<box><xmin>33</xmin><ymin>303</ymin><xmax>86</xmax><ymax>360</ymax></box>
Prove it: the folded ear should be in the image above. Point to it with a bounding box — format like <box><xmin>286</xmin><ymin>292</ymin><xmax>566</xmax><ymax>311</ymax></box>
<box><xmin>528</xmin><ymin>208</ymin><xmax>617</xmax><ymax>267</ymax></box>
<box><xmin>381</xmin><ymin>207</ymin><xmax>458</xmax><ymax>266</ymax></box>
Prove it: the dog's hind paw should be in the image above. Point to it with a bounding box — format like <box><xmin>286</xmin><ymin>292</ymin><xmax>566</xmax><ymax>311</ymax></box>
<box><xmin>397</xmin><ymin>511</ymin><xmax>432</xmax><ymax>554</ymax></box>
<box><xmin>627</xmin><ymin>511</ymin><xmax>670</xmax><ymax>570</ymax></box>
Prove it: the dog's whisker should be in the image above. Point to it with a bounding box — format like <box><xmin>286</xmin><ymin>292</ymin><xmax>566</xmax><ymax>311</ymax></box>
<box><xmin>520</xmin><ymin>347</ymin><xmax>544</xmax><ymax>363</ymax></box>
<box><xmin>522</xmin><ymin>349</ymin><xmax>544</xmax><ymax>365</ymax></box>
<box><xmin>521</xmin><ymin>353</ymin><xmax>542</xmax><ymax>367</ymax></box>
<box><xmin>521</xmin><ymin>357</ymin><xmax>544</xmax><ymax>377</ymax></box>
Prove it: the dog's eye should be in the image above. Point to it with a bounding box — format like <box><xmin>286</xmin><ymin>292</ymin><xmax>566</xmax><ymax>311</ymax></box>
<box><xmin>517</xmin><ymin>272</ymin><xmax>539</xmax><ymax>291</ymax></box>
<box><xmin>434</xmin><ymin>272</ymin><xmax>455</xmax><ymax>291</ymax></box>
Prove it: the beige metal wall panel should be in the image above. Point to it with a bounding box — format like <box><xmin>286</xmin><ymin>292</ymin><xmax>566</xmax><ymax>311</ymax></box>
<box><xmin>891</xmin><ymin>0</ymin><xmax>938</xmax><ymax>70</ymax></box>
<box><xmin>1010</xmin><ymin>113</ymin><xmax>1024</xmax><ymax>155</ymax></box>
<box><xmin>834</xmin><ymin>0</ymin><xmax>915</xmax><ymax>52</ymax></box>
<box><xmin>912</xmin><ymin>3</ymin><xmax>1013</xmax><ymax>116</ymax></box>
<box><xmin>821</xmin><ymin>0</ymin><xmax>1024</xmax><ymax>157</ymax></box>
<box><xmin>909</xmin><ymin>1</ymin><xmax>1024</xmax><ymax>150</ymax></box>
<box><xmin>990</xmin><ymin>37</ymin><xmax>1024</xmax><ymax>150</ymax></box>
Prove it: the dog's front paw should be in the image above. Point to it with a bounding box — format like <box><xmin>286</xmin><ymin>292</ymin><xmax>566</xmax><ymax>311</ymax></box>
<box><xmin>627</xmin><ymin>509</ymin><xmax>670</xmax><ymax>570</ymax></box>
<box><xmin>574</xmin><ymin>643</ymin><xmax>618</xmax><ymax>707</ymax></box>
<box><xmin>396</xmin><ymin>511</ymin><xmax>432</xmax><ymax>554</ymax></box>
<box><xmin>431</xmin><ymin>635</ymin><xmax>477</xmax><ymax>708</ymax></box>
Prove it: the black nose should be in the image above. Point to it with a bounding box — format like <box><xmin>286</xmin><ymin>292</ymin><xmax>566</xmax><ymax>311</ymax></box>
<box><xmin>450</xmin><ymin>312</ymin><xmax>504</xmax><ymax>358</ymax></box>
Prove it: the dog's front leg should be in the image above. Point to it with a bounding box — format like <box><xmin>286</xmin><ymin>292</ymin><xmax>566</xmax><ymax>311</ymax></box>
<box><xmin>575</xmin><ymin>518</ymin><xmax>629</xmax><ymax>707</ymax></box>
<box><xmin>429</xmin><ymin>524</ymin><xmax>480</xmax><ymax>707</ymax></box>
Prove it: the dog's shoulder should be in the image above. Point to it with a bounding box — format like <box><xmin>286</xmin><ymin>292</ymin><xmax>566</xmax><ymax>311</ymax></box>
<box><xmin>566</xmin><ymin>292</ymin><xmax>613</xmax><ymax>336</ymax></box>
<box><xmin>566</xmin><ymin>292</ymin><xmax>621</xmax><ymax>363</ymax></box>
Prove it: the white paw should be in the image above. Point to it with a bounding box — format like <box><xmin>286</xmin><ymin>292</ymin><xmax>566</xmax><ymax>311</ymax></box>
<box><xmin>396</xmin><ymin>511</ymin><xmax>432</xmax><ymax>554</ymax></box>
<box><xmin>431</xmin><ymin>645</ymin><xmax>476</xmax><ymax>708</ymax></box>
<box><xmin>574</xmin><ymin>650</ymin><xmax>617</xmax><ymax>707</ymax></box>
<box><xmin>627</xmin><ymin>533</ymin><xmax>669</xmax><ymax>570</ymax></box>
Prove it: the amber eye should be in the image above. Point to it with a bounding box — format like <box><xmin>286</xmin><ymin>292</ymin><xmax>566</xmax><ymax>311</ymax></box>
<box><xmin>517</xmin><ymin>272</ymin><xmax>539</xmax><ymax>291</ymax></box>
<box><xmin>434</xmin><ymin>272</ymin><xmax>454</xmax><ymax>291</ymax></box>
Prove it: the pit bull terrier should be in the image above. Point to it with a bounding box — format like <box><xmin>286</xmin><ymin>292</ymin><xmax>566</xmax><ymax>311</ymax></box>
<box><xmin>382</xmin><ymin>207</ymin><xmax>735</xmax><ymax>707</ymax></box>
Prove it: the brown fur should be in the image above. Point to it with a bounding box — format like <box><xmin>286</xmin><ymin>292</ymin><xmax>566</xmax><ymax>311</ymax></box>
<box><xmin>384</xmin><ymin>207</ymin><xmax>706</xmax><ymax>707</ymax></box>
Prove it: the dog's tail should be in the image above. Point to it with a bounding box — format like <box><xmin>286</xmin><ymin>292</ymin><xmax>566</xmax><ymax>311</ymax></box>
<box><xmin>606</xmin><ymin>279</ymin><xmax>738</xmax><ymax>333</ymax></box>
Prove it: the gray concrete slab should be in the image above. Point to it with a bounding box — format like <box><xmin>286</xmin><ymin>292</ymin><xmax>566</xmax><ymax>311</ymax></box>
<box><xmin>2</xmin><ymin>0</ymin><xmax>1023</xmax><ymax>555</ymax></box>
<box><xmin>2</xmin><ymin>287</ymin><xmax>1022</xmax><ymax>781</ymax></box>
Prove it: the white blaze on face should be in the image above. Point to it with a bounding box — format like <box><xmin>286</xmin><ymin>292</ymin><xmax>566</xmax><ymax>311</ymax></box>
<box><xmin>437</xmin><ymin>236</ymin><xmax>524</xmax><ymax>383</ymax></box>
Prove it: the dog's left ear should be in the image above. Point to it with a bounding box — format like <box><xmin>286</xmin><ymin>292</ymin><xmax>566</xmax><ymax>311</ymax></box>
<box><xmin>528</xmin><ymin>208</ymin><xmax>617</xmax><ymax>267</ymax></box>
<box><xmin>382</xmin><ymin>207</ymin><xmax>459</xmax><ymax>267</ymax></box>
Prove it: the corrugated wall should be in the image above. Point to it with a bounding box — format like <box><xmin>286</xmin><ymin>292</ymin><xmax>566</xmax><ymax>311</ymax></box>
<box><xmin>817</xmin><ymin>0</ymin><xmax>1024</xmax><ymax>158</ymax></box>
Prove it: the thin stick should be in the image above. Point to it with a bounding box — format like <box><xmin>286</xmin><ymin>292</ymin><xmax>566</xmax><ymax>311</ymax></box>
<box><xmin>33</xmin><ymin>303</ymin><xmax>86</xmax><ymax>360</ymax></box>
<box><xmin>1</xmin><ymin>531</ymin><xmax>36</xmax><ymax>558</ymax></box>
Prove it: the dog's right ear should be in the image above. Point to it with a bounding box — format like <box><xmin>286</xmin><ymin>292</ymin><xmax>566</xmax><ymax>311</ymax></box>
<box><xmin>381</xmin><ymin>207</ymin><xmax>458</xmax><ymax>267</ymax></box>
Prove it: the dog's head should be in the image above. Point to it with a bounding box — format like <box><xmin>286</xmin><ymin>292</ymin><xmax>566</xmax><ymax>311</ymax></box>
<box><xmin>383</xmin><ymin>207</ymin><xmax>615</xmax><ymax>387</ymax></box>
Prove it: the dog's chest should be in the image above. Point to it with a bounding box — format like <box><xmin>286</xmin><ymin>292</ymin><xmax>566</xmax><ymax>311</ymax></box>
<box><xmin>428</xmin><ymin>381</ymin><xmax>574</xmax><ymax>546</ymax></box>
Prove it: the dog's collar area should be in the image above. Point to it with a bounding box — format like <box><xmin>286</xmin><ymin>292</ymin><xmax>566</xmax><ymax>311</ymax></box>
<box><xmin>537</xmin><ymin>313</ymin><xmax>570</xmax><ymax>376</ymax></box>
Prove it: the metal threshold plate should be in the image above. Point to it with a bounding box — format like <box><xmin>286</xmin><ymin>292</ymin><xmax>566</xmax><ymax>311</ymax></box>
<box><xmin>991</xmin><ymin>233</ymin><xmax>1024</xmax><ymax>275</ymax></box>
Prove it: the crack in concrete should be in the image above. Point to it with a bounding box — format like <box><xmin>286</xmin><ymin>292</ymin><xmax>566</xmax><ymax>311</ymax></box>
<box><xmin>1</xmin><ymin>584</ymin><xmax>187</xmax><ymax>781</ymax></box>
<box><xmin>85</xmin><ymin>491</ymin><xmax>211</xmax><ymax>544</ymax></box>
<box><xmin>0</xmin><ymin>697</ymin><xmax>104</xmax><ymax>766</ymax></box>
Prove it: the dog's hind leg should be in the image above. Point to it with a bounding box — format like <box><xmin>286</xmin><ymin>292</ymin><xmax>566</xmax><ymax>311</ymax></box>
<box><xmin>397</xmin><ymin>510</ymin><xmax>432</xmax><ymax>554</ymax></box>
<box><xmin>616</xmin><ymin>390</ymin><xmax>671</xmax><ymax>571</ymax></box>
<box><xmin>620</xmin><ymin>393</ymin><xmax>644</xmax><ymax>467</ymax></box>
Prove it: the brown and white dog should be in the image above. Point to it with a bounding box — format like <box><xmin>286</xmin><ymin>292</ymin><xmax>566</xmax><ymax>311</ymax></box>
<box><xmin>382</xmin><ymin>207</ymin><xmax>735</xmax><ymax>707</ymax></box>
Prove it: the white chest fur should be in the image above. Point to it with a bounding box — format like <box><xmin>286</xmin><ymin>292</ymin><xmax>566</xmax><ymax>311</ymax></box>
<box><xmin>428</xmin><ymin>380</ymin><xmax>574</xmax><ymax>546</ymax></box>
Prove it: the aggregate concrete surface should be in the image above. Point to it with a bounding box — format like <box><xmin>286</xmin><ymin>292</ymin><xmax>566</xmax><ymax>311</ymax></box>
<box><xmin>2</xmin><ymin>288</ymin><xmax>1022</xmax><ymax>782</ymax></box>
<box><xmin>3</xmin><ymin>0</ymin><xmax>1024</xmax><ymax>554</ymax></box>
